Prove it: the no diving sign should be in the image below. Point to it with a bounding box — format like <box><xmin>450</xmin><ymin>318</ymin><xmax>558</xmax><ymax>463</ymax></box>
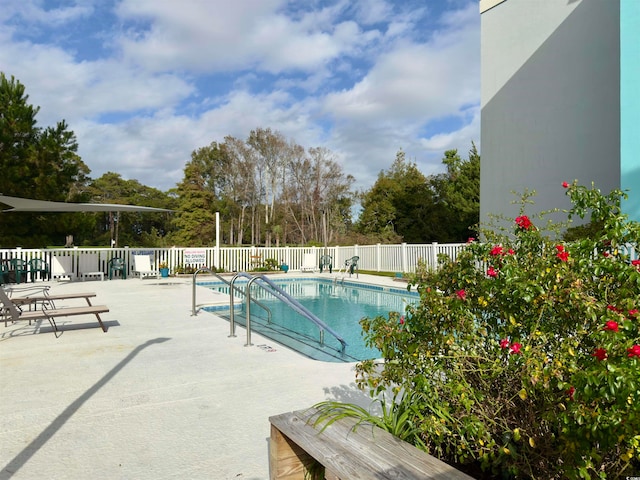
<box><xmin>184</xmin><ymin>249</ymin><xmax>206</xmax><ymax>266</ymax></box>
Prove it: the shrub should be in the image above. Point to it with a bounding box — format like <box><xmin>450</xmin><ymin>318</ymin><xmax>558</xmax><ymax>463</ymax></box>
<box><xmin>251</xmin><ymin>257</ymin><xmax>280</xmax><ymax>272</ymax></box>
<box><xmin>355</xmin><ymin>182</ymin><xmax>640</xmax><ymax>479</ymax></box>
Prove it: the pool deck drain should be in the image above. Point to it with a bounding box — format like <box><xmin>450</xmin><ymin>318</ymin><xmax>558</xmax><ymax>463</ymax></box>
<box><xmin>0</xmin><ymin>273</ymin><xmax>400</xmax><ymax>479</ymax></box>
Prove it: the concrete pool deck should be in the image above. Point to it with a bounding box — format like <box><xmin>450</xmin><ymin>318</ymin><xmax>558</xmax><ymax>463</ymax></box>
<box><xmin>0</xmin><ymin>273</ymin><xmax>406</xmax><ymax>479</ymax></box>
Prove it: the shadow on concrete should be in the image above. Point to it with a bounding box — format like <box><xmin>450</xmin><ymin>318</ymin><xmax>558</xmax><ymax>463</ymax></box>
<box><xmin>0</xmin><ymin>337</ymin><xmax>171</xmax><ymax>479</ymax></box>
<box><xmin>323</xmin><ymin>382</ymin><xmax>371</xmax><ymax>409</ymax></box>
<box><xmin>38</xmin><ymin>319</ymin><xmax>121</xmax><ymax>335</ymax></box>
<box><xmin>0</xmin><ymin>320</ymin><xmax>121</xmax><ymax>340</ymax></box>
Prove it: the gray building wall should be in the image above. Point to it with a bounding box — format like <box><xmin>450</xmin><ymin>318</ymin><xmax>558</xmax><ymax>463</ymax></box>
<box><xmin>480</xmin><ymin>0</ymin><xmax>620</xmax><ymax>226</ymax></box>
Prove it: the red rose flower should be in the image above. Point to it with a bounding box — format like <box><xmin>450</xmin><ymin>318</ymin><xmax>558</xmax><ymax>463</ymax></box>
<box><xmin>592</xmin><ymin>348</ymin><xmax>608</xmax><ymax>361</ymax></box>
<box><xmin>490</xmin><ymin>245</ymin><xmax>503</xmax><ymax>256</ymax></box>
<box><xmin>509</xmin><ymin>342</ymin><xmax>522</xmax><ymax>355</ymax></box>
<box><xmin>562</xmin><ymin>181</ymin><xmax>569</xmax><ymax>188</ymax></box>
<box><xmin>556</xmin><ymin>250</ymin><xmax>569</xmax><ymax>262</ymax></box>
<box><xmin>603</xmin><ymin>321</ymin><xmax>619</xmax><ymax>332</ymax></box>
<box><xmin>628</xmin><ymin>345</ymin><xmax>640</xmax><ymax>358</ymax></box>
<box><xmin>500</xmin><ymin>338</ymin><xmax>510</xmax><ymax>349</ymax></box>
<box><xmin>487</xmin><ymin>266</ymin><xmax>498</xmax><ymax>278</ymax></box>
<box><xmin>566</xmin><ymin>386</ymin><xmax>575</xmax><ymax>400</ymax></box>
<box><xmin>515</xmin><ymin>215</ymin><xmax>533</xmax><ymax>230</ymax></box>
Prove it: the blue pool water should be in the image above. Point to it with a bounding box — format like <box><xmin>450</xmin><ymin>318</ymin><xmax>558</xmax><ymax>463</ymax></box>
<box><xmin>202</xmin><ymin>278</ymin><xmax>418</xmax><ymax>362</ymax></box>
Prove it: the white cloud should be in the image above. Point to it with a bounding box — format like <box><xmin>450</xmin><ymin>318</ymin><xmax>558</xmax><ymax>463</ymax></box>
<box><xmin>324</xmin><ymin>3</ymin><xmax>479</xmax><ymax>124</ymax></box>
<box><xmin>353</xmin><ymin>0</ymin><xmax>394</xmax><ymax>25</ymax></box>
<box><xmin>0</xmin><ymin>36</ymin><xmax>194</xmax><ymax>127</ymax></box>
<box><xmin>420</xmin><ymin>106</ymin><xmax>480</xmax><ymax>154</ymax></box>
<box><xmin>114</xmin><ymin>0</ymin><xmax>370</xmax><ymax>74</ymax></box>
<box><xmin>75</xmin><ymin>112</ymin><xmax>201</xmax><ymax>190</ymax></box>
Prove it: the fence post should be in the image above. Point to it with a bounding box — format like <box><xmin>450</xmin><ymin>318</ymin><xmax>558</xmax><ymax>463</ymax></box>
<box><xmin>215</xmin><ymin>211</ymin><xmax>220</xmax><ymax>269</ymax></box>
<box><xmin>401</xmin><ymin>243</ymin><xmax>407</xmax><ymax>273</ymax></box>
<box><xmin>72</xmin><ymin>246</ymin><xmax>79</xmax><ymax>275</ymax></box>
<box><xmin>430</xmin><ymin>242</ymin><xmax>438</xmax><ymax>270</ymax></box>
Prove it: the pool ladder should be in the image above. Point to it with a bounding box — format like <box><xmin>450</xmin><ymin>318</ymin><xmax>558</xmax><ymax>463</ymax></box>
<box><xmin>191</xmin><ymin>267</ymin><xmax>271</xmax><ymax>326</ymax></box>
<box><xmin>230</xmin><ymin>272</ymin><xmax>347</xmax><ymax>352</ymax></box>
<box><xmin>191</xmin><ymin>269</ymin><xmax>272</xmax><ymax>339</ymax></box>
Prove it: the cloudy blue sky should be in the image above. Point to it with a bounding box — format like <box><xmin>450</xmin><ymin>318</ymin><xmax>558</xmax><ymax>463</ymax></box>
<box><xmin>0</xmin><ymin>0</ymin><xmax>480</xmax><ymax>192</ymax></box>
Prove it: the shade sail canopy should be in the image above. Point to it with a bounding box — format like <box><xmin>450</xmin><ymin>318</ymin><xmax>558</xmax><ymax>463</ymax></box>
<box><xmin>0</xmin><ymin>194</ymin><xmax>172</xmax><ymax>213</ymax></box>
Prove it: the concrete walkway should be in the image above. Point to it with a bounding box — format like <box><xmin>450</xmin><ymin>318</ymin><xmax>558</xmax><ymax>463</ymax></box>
<box><xmin>0</xmin><ymin>273</ymin><xmax>400</xmax><ymax>479</ymax></box>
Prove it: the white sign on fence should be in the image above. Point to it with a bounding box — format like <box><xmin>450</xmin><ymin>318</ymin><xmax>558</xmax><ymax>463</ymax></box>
<box><xmin>184</xmin><ymin>248</ymin><xmax>207</xmax><ymax>266</ymax></box>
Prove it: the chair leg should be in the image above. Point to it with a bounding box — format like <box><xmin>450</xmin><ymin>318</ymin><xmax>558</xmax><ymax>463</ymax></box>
<box><xmin>44</xmin><ymin>315</ymin><xmax>60</xmax><ymax>337</ymax></box>
<box><xmin>51</xmin><ymin>320</ymin><xmax>61</xmax><ymax>337</ymax></box>
<box><xmin>95</xmin><ymin>313</ymin><xmax>107</xmax><ymax>332</ymax></box>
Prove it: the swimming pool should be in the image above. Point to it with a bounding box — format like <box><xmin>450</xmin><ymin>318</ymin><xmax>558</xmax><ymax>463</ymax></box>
<box><xmin>201</xmin><ymin>278</ymin><xmax>419</xmax><ymax>362</ymax></box>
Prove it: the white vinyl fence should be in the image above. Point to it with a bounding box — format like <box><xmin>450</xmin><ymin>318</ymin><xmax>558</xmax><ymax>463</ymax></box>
<box><xmin>0</xmin><ymin>243</ymin><xmax>467</xmax><ymax>280</ymax></box>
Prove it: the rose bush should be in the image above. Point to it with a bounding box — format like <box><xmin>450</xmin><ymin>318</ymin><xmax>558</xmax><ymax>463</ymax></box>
<box><xmin>356</xmin><ymin>183</ymin><xmax>640</xmax><ymax>479</ymax></box>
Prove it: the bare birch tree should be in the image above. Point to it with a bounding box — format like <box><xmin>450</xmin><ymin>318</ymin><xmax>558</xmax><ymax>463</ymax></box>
<box><xmin>247</xmin><ymin>128</ymin><xmax>287</xmax><ymax>246</ymax></box>
<box><xmin>220</xmin><ymin>136</ymin><xmax>256</xmax><ymax>246</ymax></box>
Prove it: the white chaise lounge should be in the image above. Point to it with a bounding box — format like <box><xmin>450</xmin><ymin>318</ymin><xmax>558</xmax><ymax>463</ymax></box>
<box><xmin>132</xmin><ymin>255</ymin><xmax>159</xmax><ymax>279</ymax></box>
<box><xmin>51</xmin><ymin>256</ymin><xmax>76</xmax><ymax>281</ymax></box>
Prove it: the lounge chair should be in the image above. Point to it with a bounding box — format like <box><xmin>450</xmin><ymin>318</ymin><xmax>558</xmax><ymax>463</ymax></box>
<box><xmin>319</xmin><ymin>255</ymin><xmax>333</xmax><ymax>273</ymax></box>
<box><xmin>28</xmin><ymin>258</ymin><xmax>50</xmax><ymax>282</ymax></box>
<box><xmin>301</xmin><ymin>253</ymin><xmax>317</xmax><ymax>272</ymax></box>
<box><xmin>0</xmin><ymin>287</ymin><xmax>109</xmax><ymax>336</ymax></box>
<box><xmin>4</xmin><ymin>285</ymin><xmax>97</xmax><ymax>322</ymax></box>
<box><xmin>51</xmin><ymin>256</ymin><xmax>76</xmax><ymax>281</ymax></box>
<box><xmin>132</xmin><ymin>255</ymin><xmax>159</xmax><ymax>279</ymax></box>
<box><xmin>108</xmin><ymin>257</ymin><xmax>127</xmax><ymax>279</ymax></box>
<box><xmin>8</xmin><ymin>289</ymin><xmax>97</xmax><ymax>310</ymax></box>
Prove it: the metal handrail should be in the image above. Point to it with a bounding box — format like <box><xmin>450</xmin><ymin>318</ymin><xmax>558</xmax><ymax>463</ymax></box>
<box><xmin>226</xmin><ymin>273</ymin><xmax>272</xmax><ymax>338</ymax></box>
<box><xmin>244</xmin><ymin>276</ymin><xmax>261</xmax><ymax>346</ymax></box>
<box><xmin>191</xmin><ymin>267</ymin><xmax>214</xmax><ymax>316</ymax></box>
<box><xmin>191</xmin><ymin>271</ymin><xmax>271</xmax><ymax>337</ymax></box>
<box><xmin>229</xmin><ymin>273</ymin><xmax>241</xmax><ymax>337</ymax></box>
<box><xmin>235</xmin><ymin>272</ymin><xmax>348</xmax><ymax>352</ymax></box>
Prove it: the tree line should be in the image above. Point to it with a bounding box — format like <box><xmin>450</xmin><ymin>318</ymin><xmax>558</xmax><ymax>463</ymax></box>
<box><xmin>0</xmin><ymin>72</ymin><xmax>479</xmax><ymax>249</ymax></box>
